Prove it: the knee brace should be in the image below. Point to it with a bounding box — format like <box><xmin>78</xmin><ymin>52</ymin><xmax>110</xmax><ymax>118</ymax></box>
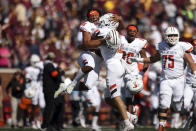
<box><xmin>158</xmin><ymin>108</ymin><xmax>168</xmax><ymax>122</ymax></box>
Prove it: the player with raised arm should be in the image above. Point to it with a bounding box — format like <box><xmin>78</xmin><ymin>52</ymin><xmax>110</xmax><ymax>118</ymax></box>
<box><xmin>130</xmin><ymin>26</ymin><xmax>196</xmax><ymax>131</ymax></box>
<box><xmin>96</xmin><ymin>13</ymin><xmax>136</xmax><ymax>130</ymax></box>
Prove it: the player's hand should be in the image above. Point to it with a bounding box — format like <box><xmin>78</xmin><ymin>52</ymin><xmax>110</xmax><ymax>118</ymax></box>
<box><xmin>130</xmin><ymin>57</ymin><xmax>144</xmax><ymax>62</ymax></box>
<box><xmin>110</xmin><ymin>14</ymin><xmax>122</xmax><ymax>22</ymax></box>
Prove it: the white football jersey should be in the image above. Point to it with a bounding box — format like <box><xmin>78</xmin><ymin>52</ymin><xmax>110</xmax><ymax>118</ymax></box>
<box><xmin>80</xmin><ymin>21</ymin><xmax>98</xmax><ymax>36</ymax></box>
<box><xmin>98</xmin><ymin>27</ymin><xmax>122</xmax><ymax>61</ymax></box>
<box><xmin>156</xmin><ymin>41</ymin><xmax>193</xmax><ymax>79</ymax></box>
<box><xmin>25</xmin><ymin>66</ymin><xmax>40</xmax><ymax>81</ymax></box>
<box><xmin>35</xmin><ymin>61</ymin><xmax>44</xmax><ymax>70</ymax></box>
<box><xmin>186</xmin><ymin>51</ymin><xmax>196</xmax><ymax>85</ymax></box>
<box><xmin>121</xmin><ymin>36</ymin><xmax>148</xmax><ymax>75</ymax></box>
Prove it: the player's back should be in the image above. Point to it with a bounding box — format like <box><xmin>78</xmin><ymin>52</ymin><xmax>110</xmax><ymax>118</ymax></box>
<box><xmin>98</xmin><ymin>27</ymin><xmax>122</xmax><ymax>61</ymax></box>
<box><xmin>25</xmin><ymin>66</ymin><xmax>40</xmax><ymax>81</ymax></box>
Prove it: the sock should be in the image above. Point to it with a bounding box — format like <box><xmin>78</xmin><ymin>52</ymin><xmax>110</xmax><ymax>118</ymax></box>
<box><xmin>124</xmin><ymin>119</ymin><xmax>130</xmax><ymax>126</ymax></box>
<box><xmin>159</xmin><ymin>121</ymin><xmax>166</xmax><ymax>127</ymax></box>
<box><xmin>92</xmin><ymin>116</ymin><xmax>98</xmax><ymax>126</ymax></box>
<box><xmin>73</xmin><ymin>69</ymin><xmax>85</xmax><ymax>83</ymax></box>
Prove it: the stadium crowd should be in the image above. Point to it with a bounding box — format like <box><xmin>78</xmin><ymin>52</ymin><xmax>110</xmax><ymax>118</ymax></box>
<box><xmin>0</xmin><ymin>0</ymin><xmax>195</xmax><ymax>130</ymax></box>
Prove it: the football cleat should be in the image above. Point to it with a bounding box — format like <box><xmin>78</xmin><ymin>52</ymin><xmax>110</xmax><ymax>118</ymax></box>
<box><xmin>127</xmin><ymin>111</ymin><xmax>138</xmax><ymax>125</ymax></box>
<box><xmin>92</xmin><ymin>124</ymin><xmax>101</xmax><ymax>131</ymax></box>
<box><xmin>123</xmin><ymin>122</ymin><xmax>134</xmax><ymax>131</ymax></box>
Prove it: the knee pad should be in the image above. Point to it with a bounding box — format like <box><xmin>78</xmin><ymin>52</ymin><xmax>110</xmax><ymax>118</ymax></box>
<box><xmin>172</xmin><ymin>101</ymin><xmax>182</xmax><ymax>112</ymax></box>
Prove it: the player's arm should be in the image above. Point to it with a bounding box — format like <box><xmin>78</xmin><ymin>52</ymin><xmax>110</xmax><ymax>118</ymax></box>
<box><xmin>83</xmin><ymin>31</ymin><xmax>105</xmax><ymax>49</ymax></box>
<box><xmin>130</xmin><ymin>51</ymin><xmax>161</xmax><ymax>63</ymax></box>
<box><xmin>111</xmin><ymin>14</ymin><xmax>125</xmax><ymax>31</ymax></box>
<box><xmin>184</xmin><ymin>52</ymin><xmax>196</xmax><ymax>73</ymax></box>
<box><xmin>140</xmin><ymin>49</ymin><xmax>149</xmax><ymax>70</ymax></box>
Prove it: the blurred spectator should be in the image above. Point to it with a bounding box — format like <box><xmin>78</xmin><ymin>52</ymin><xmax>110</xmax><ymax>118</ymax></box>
<box><xmin>5</xmin><ymin>71</ymin><xmax>26</xmax><ymax>128</ymax></box>
<box><xmin>0</xmin><ymin>77</ymin><xmax>3</xmax><ymax>123</ymax></box>
<box><xmin>29</xmin><ymin>37</ymin><xmax>40</xmax><ymax>56</ymax></box>
<box><xmin>15</xmin><ymin>35</ymin><xmax>30</xmax><ymax>69</ymax></box>
<box><xmin>149</xmin><ymin>25</ymin><xmax>162</xmax><ymax>46</ymax></box>
<box><xmin>31</xmin><ymin>23</ymin><xmax>45</xmax><ymax>41</ymax></box>
<box><xmin>31</xmin><ymin>0</ymin><xmax>42</xmax><ymax>8</ymax></box>
<box><xmin>163</xmin><ymin>0</ymin><xmax>177</xmax><ymax>24</ymax></box>
<box><xmin>0</xmin><ymin>35</ymin><xmax>11</xmax><ymax>68</ymax></box>
<box><xmin>14</xmin><ymin>1</ymin><xmax>27</xmax><ymax>24</ymax></box>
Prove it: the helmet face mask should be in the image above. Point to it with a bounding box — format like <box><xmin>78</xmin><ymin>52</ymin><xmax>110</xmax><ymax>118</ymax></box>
<box><xmin>98</xmin><ymin>13</ymin><xmax>119</xmax><ymax>30</ymax></box>
<box><xmin>164</xmin><ymin>27</ymin><xmax>179</xmax><ymax>45</ymax></box>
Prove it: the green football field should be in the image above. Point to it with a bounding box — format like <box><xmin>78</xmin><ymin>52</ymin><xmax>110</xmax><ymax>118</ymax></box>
<box><xmin>0</xmin><ymin>127</ymin><xmax>188</xmax><ymax>131</ymax></box>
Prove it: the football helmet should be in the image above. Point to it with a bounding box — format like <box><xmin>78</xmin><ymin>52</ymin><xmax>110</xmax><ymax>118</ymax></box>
<box><xmin>126</xmin><ymin>75</ymin><xmax>143</xmax><ymax>94</ymax></box>
<box><xmin>105</xmin><ymin>29</ymin><xmax>121</xmax><ymax>51</ymax></box>
<box><xmin>98</xmin><ymin>13</ymin><xmax>119</xmax><ymax>30</ymax></box>
<box><xmin>30</xmin><ymin>54</ymin><xmax>40</xmax><ymax>66</ymax></box>
<box><xmin>164</xmin><ymin>26</ymin><xmax>179</xmax><ymax>45</ymax></box>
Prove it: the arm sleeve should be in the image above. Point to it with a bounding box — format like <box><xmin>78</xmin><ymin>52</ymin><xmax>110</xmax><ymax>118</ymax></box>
<box><xmin>183</xmin><ymin>42</ymin><xmax>193</xmax><ymax>53</ymax></box>
<box><xmin>80</xmin><ymin>22</ymin><xmax>91</xmax><ymax>33</ymax></box>
<box><xmin>139</xmin><ymin>38</ymin><xmax>148</xmax><ymax>49</ymax></box>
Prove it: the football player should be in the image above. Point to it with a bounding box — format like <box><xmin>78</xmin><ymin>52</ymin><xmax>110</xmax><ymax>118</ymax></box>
<box><xmin>120</xmin><ymin>25</ymin><xmax>149</xmax><ymax>125</ymax></box>
<box><xmin>130</xmin><ymin>26</ymin><xmax>196</xmax><ymax>131</ymax></box>
<box><xmin>54</xmin><ymin>9</ymin><xmax>103</xmax><ymax>96</ymax></box>
<box><xmin>96</xmin><ymin>14</ymin><xmax>135</xmax><ymax>130</ymax></box>
<box><xmin>183</xmin><ymin>39</ymin><xmax>196</xmax><ymax>130</ymax></box>
<box><xmin>55</xmin><ymin>9</ymin><xmax>104</xmax><ymax>131</ymax></box>
<box><xmin>24</xmin><ymin>54</ymin><xmax>45</xmax><ymax>129</ymax></box>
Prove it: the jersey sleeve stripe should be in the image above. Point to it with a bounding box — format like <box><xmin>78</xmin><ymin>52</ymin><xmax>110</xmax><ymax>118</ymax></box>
<box><xmin>109</xmin><ymin>83</ymin><xmax>116</xmax><ymax>90</ymax></box>
<box><xmin>80</xmin><ymin>28</ymin><xmax>86</xmax><ymax>32</ymax></box>
<box><xmin>186</xmin><ymin>47</ymin><xmax>193</xmax><ymax>53</ymax></box>
<box><xmin>142</xmin><ymin>43</ymin><xmax>148</xmax><ymax>48</ymax></box>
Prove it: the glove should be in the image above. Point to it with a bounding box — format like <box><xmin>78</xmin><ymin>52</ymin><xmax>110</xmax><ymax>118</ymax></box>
<box><xmin>130</xmin><ymin>57</ymin><xmax>144</xmax><ymax>62</ymax></box>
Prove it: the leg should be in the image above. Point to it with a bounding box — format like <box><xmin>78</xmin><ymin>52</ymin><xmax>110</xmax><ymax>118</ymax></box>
<box><xmin>105</xmin><ymin>59</ymin><xmax>134</xmax><ymax>130</ymax></box>
<box><xmin>11</xmin><ymin>97</ymin><xmax>18</xmax><ymax>127</ymax></box>
<box><xmin>158</xmin><ymin>79</ymin><xmax>173</xmax><ymax>131</ymax></box>
<box><xmin>54</xmin><ymin>52</ymin><xmax>101</xmax><ymax>97</ymax></box>
<box><xmin>158</xmin><ymin>108</ymin><xmax>168</xmax><ymax>131</ymax></box>
<box><xmin>41</xmin><ymin>92</ymin><xmax>55</xmax><ymax>129</ymax></box>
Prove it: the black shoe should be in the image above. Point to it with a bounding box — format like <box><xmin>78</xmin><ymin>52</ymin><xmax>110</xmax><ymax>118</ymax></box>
<box><xmin>11</xmin><ymin>125</ymin><xmax>15</xmax><ymax>128</ymax></box>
